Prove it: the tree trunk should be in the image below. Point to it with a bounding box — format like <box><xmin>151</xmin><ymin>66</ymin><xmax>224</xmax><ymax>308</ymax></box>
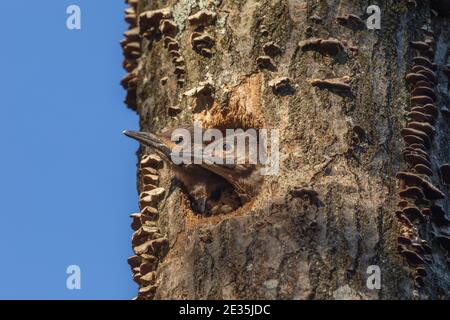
<box><xmin>122</xmin><ymin>0</ymin><xmax>450</xmax><ymax>300</ymax></box>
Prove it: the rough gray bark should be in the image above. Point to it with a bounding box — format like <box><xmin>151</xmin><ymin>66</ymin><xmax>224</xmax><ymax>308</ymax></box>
<box><xmin>122</xmin><ymin>0</ymin><xmax>450</xmax><ymax>300</ymax></box>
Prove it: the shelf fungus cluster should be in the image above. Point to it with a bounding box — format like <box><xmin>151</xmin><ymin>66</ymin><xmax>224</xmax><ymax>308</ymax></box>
<box><xmin>128</xmin><ymin>154</ymin><xmax>169</xmax><ymax>300</ymax></box>
<box><xmin>188</xmin><ymin>10</ymin><xmax>217</xmax><ymax>58</ymax></box>
<box><xmin>396</xmin><ymin>31</ymin><xmax>450</xmax><ymax>289</ymax></box>
<box><xmin>268</xmin><ymin>77</ymin><xmax>293</xmax><ymax>94</ymax></box>
<box><xmin>301</xmin><ymin>15</ymin><xmax>361</xmax><ymax>96</ymax></box>
<box><xmin>335</xmin><ymin>14</ymin><xmax>365</xmax><ymax>30</ymax></box>
<box><xmin>139</xmin><ymin>7</ymin><xmax>186</xmax><ymax>87</ymax></box>
<box><xmin>121</xmin><ymin>0</ymin><xmax>141</xmax><ymax>110</ymax></box>
<box><xmin>298</xmin><ymin>38</ymin><xmax>346</xmax><ymax>57</ymax></box>
<box><xmin>256</xmin><ymin>40</ymin><xmax>282</xmax><ymax>72</ymax></box>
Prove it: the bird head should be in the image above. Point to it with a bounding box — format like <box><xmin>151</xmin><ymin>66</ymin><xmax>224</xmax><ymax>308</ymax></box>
<box><xmin>123</xmin><ymin>126</ymin><xmax>263</xmax><ymax>199</ymax></box>
<box><xmin>123</xmin><ymin>127</ymin><xmax>195</xmax><ymax>165</ymax></box>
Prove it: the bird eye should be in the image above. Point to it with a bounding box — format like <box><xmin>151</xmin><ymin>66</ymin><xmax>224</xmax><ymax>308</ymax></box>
<box><xmin>174</xmin><ymin>136</ymin><xmax>184</xmax><ymax>145</ymax></box>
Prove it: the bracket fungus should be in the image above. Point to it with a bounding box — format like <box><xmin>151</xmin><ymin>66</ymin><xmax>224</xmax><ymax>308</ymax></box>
<box><xmin>400</xmin><ymin>249</ymin><xmax>425</xmax><ymax>267</ymax></box>
<box><xmin>128</xmin><ymin>255</ymin><xmax>142</xmax><ymax>269</ymax></box>
<box><xmin>133</xmin><ymin>237</ymin><xmax>169</xmax><ymax>258</ymax></box>
<box><xmin>142</xmin><ymin>173</ymin><xmax>159</xmax><ymax>186</ymax></box>
<box><xmin>336</xmin><ymin>14</ymin><xmax>364</xmax><ymax>29</ymax></box>
<box><xmin>406</xmin><ymin>73</ymin><xmax>431</xmax><ymax>85</ymax></box>
<box><xmin>410</xmin><ymin>95</ymin><xmax>434</xmax><ymax>107</ymax></box>
<box><xmin>268</xmin><ymin>77</ymin><xmax>293</xmax><ymax>94</ymax></box>
<box><xmin>139</xmin><ymin>8</ymin><xmax>172</xmax><ymax>38</ymax></box>
<box><xmin>130</xmin><ymin>213</ymin><xmax>142</xmax><ymax>231</ymax></box>
<box><xmin>169</xmin><ymin>50</ymin><xmax>181</xmax><ymax>58</ymax></box>
<box><xmin>398</xmin><ymin>236</ymin><xmax>412</xmax><ymax>245</ymax></box>
<box><xmin>411</xmin><ymin>243</ymin><xmax>428</xmax><ymax>255</ymax></box>
<box><xmin>412</xmin><ymin>56</ymin><xmax>437</xmax><ymax>71</ymax></box>
<box><xmin>403</xmin><ymin>207</ymin><xmax>426</xmax><ymax>223</ymax></box>
<box><xmin>123</xmin><ymin>41</ymin><xmax>141</xmax><ymax>56</ymax></box>
<box><xmin>168</xmin><ymin>105</ymin><xmax>182</xmax><ymax>117</ymax></box>
<box><xmin>138</xmin><ymin>284</ymin><xmax>157</xmax><ymax>298</ymax></box>
<box><xmin>396</xmin><ymin>212</ymin><xmax>414</xmax><ymax>228</ymax></box>
<box><xmin>399</xmin><ymin>187</ymin><xmax>427</xmax><ymax>204</ymax></box>
<box><xmin>174</xmin><ymin>66</ymin><xmax>186</xmax><ymax>77</ymax></box>
<box><xmin>414</xmin><ymin>164</ymin><xmax>433</xmax><ymax>176</ymax></box>
<box><xmin>140</xmin><ymin>255</ymin><xmax>158</xmax><ymax>274</ymax></box>
<box><xmin>256</xmin><ymin>56</ymin><xmax>277</xmax><ymax>71</ymax></box>
<box><xmin>141</xmin><ymin>154</ymin><xmax>163</xmax><ymax>169</ymax></box>
<box><xmin>123</xmin><ymin>27</ymin><xmax>140</xmax><ymax>42</ymax></box>
<box><xmin>398</xmin><ymin>200</ymin><xmax>410</xmax><ymax>208</ymax></box>
<box><xmin>159</xmin><ymin>19</ymin><xmax>177</xmax><ymax>37</ymax></box>
<box><xmin>164</xmin><ymin>37</ymin><xmax>180</xmax><ymax>54</ymax></box>
<box><xmin>409</xmin><ymin>112</ymin><xmax>433</xmax><ymax>125</ymax></box>
<box><xmin>141</xmin><ymin>165</ymin><xmax>158</xmax><ymax>176</ymax></box>
<box><xmin>407</xmin><ymin>122</ymin><xmax>435</xmax><ymax>139</ymax></box>
<box><xmin>191</xmin><ymin>33</ymin><xmax>215</xmax><ymax>49</ymax></box>
<box><xmin>139</xmin><ymin>224</ymin><xmax>162</xmax><ymax>239</ymax></box>
<box><xmin>411</xmin><ymin>86</ymin><xmax>436</xmax><ymax>101</ymax></box>
<box><xmin>414</xmin><ymin>80</ymin><xmax>434</xmax><ymax>89</ymax></box>
<box><xmin>173</xmin><ymin>57</ymin><xmax>184</xmax><ymax>67</ymax></box>
<box><xmin>309</xmin><ymin>78</ymin><xmax>352</xmax><ymax>94</ymax></box>
<box><xmin>125</xmin><ymin>7</ymin><xmax>137</xmax><ymax>25</ymax></box>
<box><xmin>298</xmin><ymin>38</ymin><xmax>345</xmax><ymax>56</ymax></box>
<box><xmin>414</xmin><ymin>276</ymin><xmax>425</xmax><ymax>288</ymax></box>
<box><xmin>410</xmin><ymin>41</ymin><xmax>431</xmax><ymax>52</ymax></box>
<box><xmin>412</xmin><ymin>103</ymin><xmax>438</xmax><ymax>117</ymax></box>
<box><xmin>403</xmin><ymin>146</ymin><xmax>430</xmax><ymax>159</ymax></box>
<box><xmin>139</xmin><ymin>271</ymin><xmax>157</xmax><ymax>286</ymax></box>
<box><xmin>417</xmin><ymin>69</ymin><xmax>437</xmax><ymax>84</ymax></box>
<box><xmin>263</xmin><ymin>41</ymin><xmax>282</xmax><ymax>57</ymax></box>
<box><xmin>139</xmin><ymin>209</ymin><xmax>158</xmax><ymax>225</ymax></box>
<box><xmin>123</xmin><ymin>60</ymin><xmax>137</xmax><ymax>73</ymax></box>
<box><xmin>412</xmin><ymin>65</ymin><xmax>437</xmax><ymax>81</ymax></box>
<box><xmin>191</xmin><ymin>32</ymin><xmax>215</xmax><ymax>57</ymax></box>
<box><xmin>188</xmin><ymin>10</ymin><xmax>217</xmax><ymax>27</ymax></box>
<box><xmin>121</xmin><ymin>72</ymin><xmax>138</xmax><ymax>90</ymax></box>
<box><xmin>121</xmin><ymin>11</ymin><xmax>141</xmax><ymax>83</ymax></box>
<box><xmin>397</xmin><ymin>172</ymin><xmax>445</xmax><ymax>200</ymax></box>
<box><xmin>401</xmin><ymin>128</ymin><xmax>431</xmax><ymax>149</ymax></box>
<box><xmin>139</xmin><ymin>188</ymin><xmax>165</xmax><ymax>210</ymax></box>
<box><xmin>404</xmin><ymin>153</ymin><xmax>432</xmax><ymax>169</ymax></box>
<box><xmin>352</xmin><ymin>125</ymin><xmax>367</xmax><ymax>142</ymax></box>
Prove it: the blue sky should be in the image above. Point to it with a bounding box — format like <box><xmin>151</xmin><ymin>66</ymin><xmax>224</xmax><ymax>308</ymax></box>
<box><xmin>0</xmin><ymin>1</ymin><xmax>139</xmax><ymax>299</ymax></box>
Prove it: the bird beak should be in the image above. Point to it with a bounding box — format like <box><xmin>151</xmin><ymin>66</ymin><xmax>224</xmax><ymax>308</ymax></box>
<box><xmin>123</xmin><ymin>130</ymin><xmax>172</xmax><ymax>159</ymax></box>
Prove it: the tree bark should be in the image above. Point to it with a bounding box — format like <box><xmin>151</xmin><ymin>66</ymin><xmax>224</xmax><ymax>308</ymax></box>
<box><xmin>122</xmin><ymin>0</ymin><xmax>450</xmax><ymax>299</ymax></box>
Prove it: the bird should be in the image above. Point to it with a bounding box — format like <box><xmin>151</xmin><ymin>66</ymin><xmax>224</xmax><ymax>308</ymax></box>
<box><xmin>123</xmin><ymin>126</ymin><xmax>263</xmax><ymax>215</ymax></box>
